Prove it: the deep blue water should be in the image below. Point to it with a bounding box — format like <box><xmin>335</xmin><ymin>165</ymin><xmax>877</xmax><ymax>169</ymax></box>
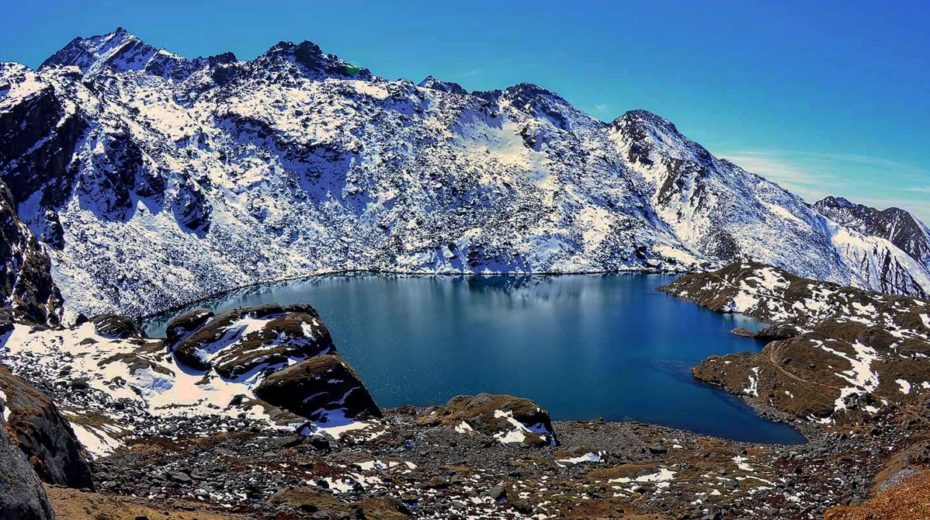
<box><xmin>145</xmin><ymin>274</ymin><xmax>804</xmax><ymax>444</ymax></box>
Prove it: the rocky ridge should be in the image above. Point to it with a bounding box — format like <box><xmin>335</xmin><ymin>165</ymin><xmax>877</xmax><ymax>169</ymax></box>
<box><xmin>0</xmin><ymin>28</ymin><xmax>928</xmax><ymax>318</ymax></box>
<box><xmin>815</xmin><ymin>196</ymin><xmax>930</xmax><ymax>271</ymax></box>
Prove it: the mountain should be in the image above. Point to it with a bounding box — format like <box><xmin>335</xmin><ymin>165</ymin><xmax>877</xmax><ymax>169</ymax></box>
<box><xmin>814</xmin><ymin>196</ymin><xmax>930</xmax><ymax>270</ymax></box>
<box><xmin>1</xmin><ymin>28</ymin><xmax>928</xmax><ymax>317</ymax></box>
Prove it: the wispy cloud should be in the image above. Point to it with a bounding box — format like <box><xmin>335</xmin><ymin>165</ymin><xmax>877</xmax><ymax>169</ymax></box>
<box><xmin>459</xmin><ymin>67</ymin><xmax>484</xmax><ymax>78</ymax></box>
<box><xmin>719</xmin><ymin>149</ymin><xmax>930</xmax><ymax>223</ymax></box>
<box><xmin>719</xmin><ymin>151</ymin><xmax>835</xmax><ymax>201</ymax></box>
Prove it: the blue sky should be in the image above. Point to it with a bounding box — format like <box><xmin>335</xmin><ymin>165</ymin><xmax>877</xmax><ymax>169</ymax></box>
<box><xmin>3</xmin><ymin>0</ymin><xmax>929</xmax><ymax>221</ymax></box>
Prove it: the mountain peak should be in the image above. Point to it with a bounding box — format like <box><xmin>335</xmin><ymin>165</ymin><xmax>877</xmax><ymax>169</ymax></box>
<box><xmin>816</xmin><ymin>195</ymin><xmax>856</xmax><ymax>209</ymax></box>
<box><xmin>418</xmin><ymin>75</ymin><xmax>467</xmax><ymax>95</ymax></box>
<box><xmin>613</xmin><ymin>110</ymin><xmax>681</xmax><ymax>137</ymax></box>
<box><xmin>40</xmin><ymin>27</ymin><xmax>144</xmax><ymax>72</ymax></box>
<box><xmin>257</xmin><ymin>40</ymin><xmax>371</xmax><ymax>80</ymax></box>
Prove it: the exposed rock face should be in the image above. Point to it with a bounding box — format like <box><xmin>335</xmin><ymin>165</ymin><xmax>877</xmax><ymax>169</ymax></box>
<box><xmin>0</xmin><ymin>418</ymin><xmax>54</xmax><ymax>520</ymax></box>
<box><xmin>254</xmin><ymin>355</ymin><xmax>381</xmax><ymax>422</ymax></box>
<box><xmin>815</xmin><ymin>196</ymin><xmax>930</xmax><ymax>271</ymax></box>
<box><xmin>90</xmin><ymin>314</ymin><xmax>142</xmax><ymax>339</ymax></box>
<box><xmin>0</xmin><ymin>366</ymin><xmax>93</xmax><ymax>489</ymax></box>
<box><xmin>426</xmin><ymin>393</ymin><xmax>557</xmax><ymax>447</ymax></box>
<box><xmin>2</xmin><ymin>29</ymin><xmax>929</xmax><ymax>318</ymax></box>
<box><xmin>164</xmin><ymin>308</ymin><xmax>214</xmax><ymax>346</ymax></box>
<box><xmin>0</xmin><ymin>180</ymin><xmax>62</xmax><ymax>325</ymax></box>
<box><xmin>172</xmin><ymin>304</ymin><xmax>334</xmax><ymax>378</ymax></box>
<box><xmin>663</xmin><ymin>262</ymin><xmax>930</xmax><ymax>424</ymax></box>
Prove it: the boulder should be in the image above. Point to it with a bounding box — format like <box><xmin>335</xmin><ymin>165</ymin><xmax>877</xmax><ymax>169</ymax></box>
<box><xmin>427</xmin><ymin>393</ymin><xmax>558</xmax><ymax>447</ymax></box>
<box><xmin>254</xmin><ymin>355</ymin><xmax>381</xmax><ymax>421</ymax></box>
<box><xmin>90</xmin><ymin>314</ymin><xmax>141</xmax><ymax>339</ymax></box>
<box><xmin>172</xmin><ymin>304</ymin><xmax>335</xmax><ymax>379</ymax></box>
<box><xmin>754</xmin><ymin>322</ymin><xmax>802</xmax><ymax>341</ymax></box>
<box><xmin>0</xmin><ymin>365</ymin><xmax>94</xmax><ymax>489</ymax></box>
<box><xmin>0</xmin><ymin>420</ymin><xmax>54</xmax><ymax>520</ymax></box>
<box><xmin>164</xmin><ymin>308</ymin><xmax>214</xmax><ymax>347</ymax></box>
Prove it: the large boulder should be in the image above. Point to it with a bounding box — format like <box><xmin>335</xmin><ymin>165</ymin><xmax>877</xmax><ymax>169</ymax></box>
<box><xmin>0</xmin><ymin>365</ymin><xmax>94</xmax><ymax>489</ymax></box>
<box><xmin>254</xmin><ymin>355</ymin><xmax>381</xmax><ymax>422</ymax></box>
<box><xmin>172</xmin><ymin>304</ymin><xmax>335</xmax><ymax>378</ymax></box>
<box><xmin>90</xmin><ymin>314</ymin><xmax>142</xmax><ymax>339</ymax></box>
<box><xmin>426</xmin><ymin>393</ymin><xmax>558</xmax><ymax>447</ymax></box>
<box><xmin>164</xmin><ymin>308</ymin><xmax>214</xmax><ymax>347</ymax></box>
<box><xmin>0</xmin><ymin>421</ymin><xmax>54</xmax><ymax>520</ymax></box>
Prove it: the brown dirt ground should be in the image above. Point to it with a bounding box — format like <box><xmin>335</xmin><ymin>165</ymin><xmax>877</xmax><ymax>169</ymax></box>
<box><xmin>45</xmin><ymin>485</ymin><xmax>244</xmax><ymax>520</ymax></box>
<box><xmin>825</xmin><ymin>470</ymin><xmax>930</xmax><ymax>520</ymax></box>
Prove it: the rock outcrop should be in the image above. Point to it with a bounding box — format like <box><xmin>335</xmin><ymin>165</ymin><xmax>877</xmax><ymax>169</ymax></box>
<box><xmin>426</xmin><ymin>393</ymin><xmax>557</xmax><ymax>447</ymax></box>
<box><xmin>254</xmin><ymin>355</ymin><xmax>381</xmax><ymax>422</ymax></box>
<box><xmin>0</xmin><ymin>366</ymin><xmax>93</xmax><ymax>489</ymax></box>
<box><xmin>0</xmin><ymin>419</ymin><xmax>54</xmax><ymax>520</ymax></box>
<box><xmin>0</xmin><ymin>180</ymin><xmax>62</xmax><ymax>325</ymax></box>
<box><xmin>662</xmin><ymin>262</ymin><xmax>930</xmax><ymax>424</ymax></box>
<box><xmin>171</xmin><ymin>304</ymin><xmax>335</xmax><ymax>378</ymax></box>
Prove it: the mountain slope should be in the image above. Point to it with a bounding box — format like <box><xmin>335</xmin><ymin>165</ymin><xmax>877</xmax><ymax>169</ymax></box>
<box><xmin>0</xmin><ymin>28</ymin><xmax>928</xmax><ymax>317</ymax></box>
<box><xmin>815</xmin><ymin>196</ymin><xmax>930</xmax><ymax>270</ymax></box>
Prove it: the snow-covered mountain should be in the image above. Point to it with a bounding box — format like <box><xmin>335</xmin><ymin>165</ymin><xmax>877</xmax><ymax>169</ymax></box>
<box><xmin>814</xmin><ymin>196</ymin><xmax>930</xmax><ymax>271</ymax></box>
<box><xmin>1</xmin><ymin>28</ymin><xmax>928</xmax><ymax>317</ymax></box>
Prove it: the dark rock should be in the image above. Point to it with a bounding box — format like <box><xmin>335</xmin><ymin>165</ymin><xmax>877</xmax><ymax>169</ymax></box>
<box><xmin>254</xmin><ymin>355</ymin><xmax>380</xmax><ymax>421</ymax></box>
<box><xmin>754</xmin><ymin>322</ymin><xmax>802</xmax><ymax>341</ymax></box>
<box><xmin>0</xmin><ymin>365</ymin><xmax>94</xmax><ymax>489</ymax></box>
<box><xmin>0</xmin><ymin>181</ymin><xmax>62</xmax><ymax>325</ymax></box>
<box><xmin>91</xmin><ymin>314</ymin><xmax>142</xmax><ymax>339</ymax></box>
<box><xmin>0</xmin><ymin>417</ymin><xmax>54</xmax><ymax>520</ymax></box>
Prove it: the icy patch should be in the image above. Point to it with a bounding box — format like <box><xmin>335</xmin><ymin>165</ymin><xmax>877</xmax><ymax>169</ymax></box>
<box><xmin>818</xmin><ymin>341</ymin><xmax>880</xmax><ymax>412</ymax></box>
<box><xmin>0</xmin><ymin>389</ymin><xmax>8</xmax><ymax>422</ymax></box>
<box><xmin>454</xmin><ymin>421</ymin><xmax>473</xmax><ymax>434</ymax></box>
<box><xmin>354</xmin><ymin>459</ymin><xmax>416</xmax><ymax>471</ymax></box>
<box><xmin>896</xmin><ymin>379</ymin><xmax>911</xmax><ymax>395</ymax></box>
<box><xmin>300</xmin><ymin>409</ymin><xmax>378</xmax><ymax>440</ymax></box>
<box><xmin>557</xmin><ymin>452</ymin><xmax>603</xmax><ymax>466</ymax></box>
<box><xmin>492</xmin><ymin>409</ymin><xmax>553</xmax><ymax>445</ymax></box>
<box><xmin>743</xmin><ymin>367</ymin><xmax>760</xmax><ymax>397</ymax></box>
<box><xmin>732</xmin><ymin>456</ymin><xmax>754</xmax><ymax>472</ymax></box>
<box><xmin>69</xmin><ymin>422</ymin><xmax>120</xmax><ymax>459</ymax></box>
<box><xmin>609</xmin><ymin>467</ymin><xmax>676</xmax><ymax>489</ymax></box>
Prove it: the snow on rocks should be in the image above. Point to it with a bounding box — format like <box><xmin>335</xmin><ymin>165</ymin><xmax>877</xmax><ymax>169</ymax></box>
<box><xmin>254</xmin><ymin>354</ymin><xmax>381</xmax><ymax>423</ymax></box>
<box><xmin>669</xmin><ymin>262</ymin><xmax>930</xmax><ymax>425</ymax></box>
<box><xmin>556</xmin><ymin>451</ymin><xmax>603</xmax><ymax>466</ymax></box>
<box><xmin>0</xmin><ymin>302</ymin><xmax>378</xmax><ymax>458</ymax></box>
<box><xmin>170</xmin><ymin>304</ymin><xmax>334</xmax><ymax>378</ymax></box>
<box><xmin>424</xmin><ymin>393</ymin><xmax>557</xmax><ymax>447</ymax></box>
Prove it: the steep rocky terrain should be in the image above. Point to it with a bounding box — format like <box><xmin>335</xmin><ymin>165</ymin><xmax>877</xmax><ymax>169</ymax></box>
<box><xmin>815</xmin><ymin>196</ymin><xmax>930</xmax><ymax>271</ymax></box>
<box><xmin>0</xmin><ymin>182</ymin><xmax>62</xmax><ymax>325</ymax></box>
<box><xmin>0</xmin><ymin>28</ymin><xmax>928</xmax><ymax>318</ymax></box>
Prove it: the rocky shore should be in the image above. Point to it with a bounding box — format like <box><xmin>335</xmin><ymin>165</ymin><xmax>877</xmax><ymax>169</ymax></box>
<box><xmin>2</xmin><ymin>262</ymin><xmax>930</xmax><ymax>518</ymax></box>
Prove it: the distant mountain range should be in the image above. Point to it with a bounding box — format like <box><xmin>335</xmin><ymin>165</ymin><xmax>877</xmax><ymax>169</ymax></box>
<box><xmin>1</xmin><ymin>27</ymin><xmax>928</xmax><ymax>317</ymax></box>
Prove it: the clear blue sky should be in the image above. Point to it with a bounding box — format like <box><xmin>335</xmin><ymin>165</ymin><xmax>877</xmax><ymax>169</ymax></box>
<box><xmin>3</xmin><ymin>0</ymin><xmax>929</xmax><ymax>221</ymax></box>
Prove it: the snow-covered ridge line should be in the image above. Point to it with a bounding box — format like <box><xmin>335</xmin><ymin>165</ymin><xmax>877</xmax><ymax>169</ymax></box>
<box><xmin>1</xmin><ymin>28</ymin><xmax>928</xmax><ymax>317</ymax></box>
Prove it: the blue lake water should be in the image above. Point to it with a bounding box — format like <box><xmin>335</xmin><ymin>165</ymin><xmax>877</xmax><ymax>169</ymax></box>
<box><xmin>145</xmin><ymin>274</ymin><xmax>805</xmax><ymax>444</ymax></box>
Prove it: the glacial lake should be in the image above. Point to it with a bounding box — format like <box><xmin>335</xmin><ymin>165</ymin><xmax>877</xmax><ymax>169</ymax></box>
<box><xmin>145</xmin><ymin>274</ymin><xmax>805</xmax><ymax>444</ymax></box>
